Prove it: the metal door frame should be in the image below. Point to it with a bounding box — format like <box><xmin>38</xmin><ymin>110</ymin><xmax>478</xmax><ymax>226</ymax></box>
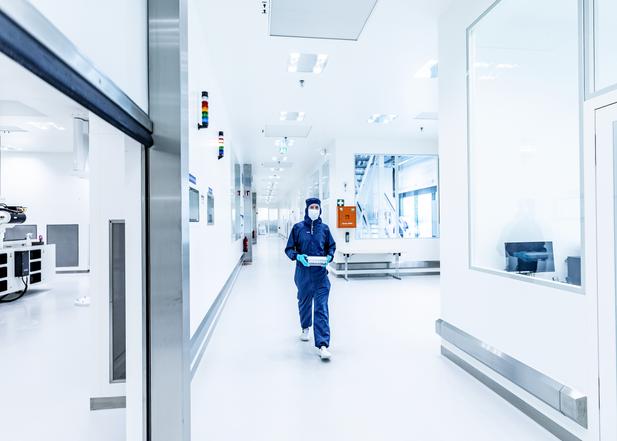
<box><xmin>147</xmin><ymin>1</ymin><xmax>191</xmax><ymax>441</ymax></box>
<box><xmin>592</xmin><ymin>89</ymin><xmax>617</xmax><ymax>441</ymax></box>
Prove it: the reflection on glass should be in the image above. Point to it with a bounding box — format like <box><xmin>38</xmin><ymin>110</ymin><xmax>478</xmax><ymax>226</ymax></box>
<box><xmin>354</xmin><ymin>154</ymin><xmax>439</xmax><ymax>239</ymax></box>
<box><xmin>594</xmin><ymin>0</ymin><xmax>617</xmax><ymax>92</ymax></box>
<box><xmin>468</xmin><ymin>0</ymin><xmax>582</xmax><ymax>286</ymax></box>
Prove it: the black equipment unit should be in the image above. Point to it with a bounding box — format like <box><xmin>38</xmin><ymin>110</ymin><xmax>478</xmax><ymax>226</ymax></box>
<box><xmin>14</xmin><ymin>251</ymin><xmax>30</xmax><ymax>277</ymax></box>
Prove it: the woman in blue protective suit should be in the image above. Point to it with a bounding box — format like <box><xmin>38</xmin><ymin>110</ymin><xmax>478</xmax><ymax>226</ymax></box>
<box><xmin>285</xmin><ymin>198</ymin><xmax>336</xmax><ymax>360</ymax></box>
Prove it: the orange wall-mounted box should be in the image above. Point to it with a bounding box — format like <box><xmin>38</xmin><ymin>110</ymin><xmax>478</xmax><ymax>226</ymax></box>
<box><xmin>337</xmin><ymin>206</ymin><xmax>357</xmax><ymax>228</ymax></box>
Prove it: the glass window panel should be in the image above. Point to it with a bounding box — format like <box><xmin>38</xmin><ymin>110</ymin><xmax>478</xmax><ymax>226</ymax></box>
<box><xmin>468</xmin><ymin>0</ymin><xmax>582</xmax><ymax>287</ymax></box>
<box><xmin>354</xmin><ymin>154</ymin><xmax>439</xmax><ymax>240</ymax></box>
<box><xmin>594</xmin><ymin>0</ymin><xmax>617</xmax><ymax>92</ymax></box>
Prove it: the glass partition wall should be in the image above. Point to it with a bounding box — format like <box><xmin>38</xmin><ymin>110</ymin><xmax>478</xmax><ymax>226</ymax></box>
<box><xmin>468</xmin><ymin>0</ymin><xmax>582</xmax><ymax>287</ymax></box>
<box><xmin>590</xmin><ymin>0</ymin><xmax>617</xmax><ymax>94</ymax></box>
<box><xmin>355</xmin><ymin>154</ymin><xmax>439</xmax><ymax>239</ymax></box>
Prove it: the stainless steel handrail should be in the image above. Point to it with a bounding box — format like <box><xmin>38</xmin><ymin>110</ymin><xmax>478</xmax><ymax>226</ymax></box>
<box><xmin>436</xmin><ymin>319</ymin><xmax>588</xmax><ymax>428</ymax></box>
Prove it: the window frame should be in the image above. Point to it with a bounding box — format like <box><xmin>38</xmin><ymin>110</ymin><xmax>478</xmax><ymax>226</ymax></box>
<box><xmin>465</xmin><ymin>0</ymin><xmax>586</xmax><ymax>293</ymax></box>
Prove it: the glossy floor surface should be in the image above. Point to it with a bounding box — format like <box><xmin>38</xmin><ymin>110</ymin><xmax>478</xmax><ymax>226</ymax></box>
<box><xmin>191</xmin><ymin>236</ymin><xmax>557</xmax><ymax>441</ymax></box>
<box><xmin>0</xmin><ymin>274</ymin><xmax>124</xmax><ymax>441</ymax></box>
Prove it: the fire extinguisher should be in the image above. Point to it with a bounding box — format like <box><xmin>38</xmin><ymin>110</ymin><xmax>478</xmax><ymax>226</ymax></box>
<box><xmin>243</xmin><ymin>236</ymin><xmax>249</xmax><ymax>253</ymax></box>
<box><xmin>252</xmin><ymin>230</ymin><xmax>256</xmax><ymax>240</ymax></box>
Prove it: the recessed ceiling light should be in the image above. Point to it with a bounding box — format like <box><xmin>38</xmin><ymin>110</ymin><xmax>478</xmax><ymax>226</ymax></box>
<box><xmin>287</xmin><ymin>53</ymin><xmax>329</xmax><ymax>74</ymax></box>
<box><xmin>368</xmin><ymin>114</ymin><xmax>398</xmax><ymax>124</ymax></box>
<box><xmin>280</xmin><ymin>111</ymin><xmax>305</xmax><ymax>122</ymax></box>
<box><xmin>414</xmin><ymin>59</ymin><xmax>438</xmax><ymax>79</ymax></box>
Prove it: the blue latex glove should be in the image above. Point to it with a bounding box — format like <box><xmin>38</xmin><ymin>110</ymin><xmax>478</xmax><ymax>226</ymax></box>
<box><xmin>323</xmin><ymin>255</ymin><xmax>333</xmax><ymax>267</ymax></box>
<box><xmin>297</xmin><ymin>254</ymin><xmax>309</xmax><ymax>267</ymax></box>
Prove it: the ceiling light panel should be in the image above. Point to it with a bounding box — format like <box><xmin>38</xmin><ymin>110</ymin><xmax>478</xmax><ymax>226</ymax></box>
<box><xmin>280</xmin><ymin>111</ymin><xmax>305</xmax><ymax>122</ymax></box>
<box><xmin>414</xmin><ymin>112</ymin><xmax>438</xmax><ymax>121</ymax></box>
<box><xmin>368</xmin><ymin>114</ymin><xmax>398</xmax><ymax>124</ymax></box>
<box><xmin>270</xmin><ymin>0</ymin><xmax>377</xmax><ymax>41</ymax></box>
<box><xmin>287</xmin><ymin>53</ymin><xmax>329</xmax><ymax>74</ymax></box>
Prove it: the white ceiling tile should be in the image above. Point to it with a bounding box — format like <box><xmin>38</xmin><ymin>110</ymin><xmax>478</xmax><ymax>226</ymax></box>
<box><xmin>270</xmin><ymin>0</ymin><xmax>378</xmax><ymax>41</ymax></box>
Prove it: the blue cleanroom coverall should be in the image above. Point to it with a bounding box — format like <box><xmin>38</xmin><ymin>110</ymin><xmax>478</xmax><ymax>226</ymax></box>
<box><xmin>285</xmin><ymin>198</ymin><xmax>336</xmax><ymax>348</ymax></box>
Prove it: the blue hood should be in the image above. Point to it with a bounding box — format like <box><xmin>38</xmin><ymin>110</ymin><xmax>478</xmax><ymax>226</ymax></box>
<box><xmin>304</xmin><ymin>197</ymin><xmax>322</xmax><ymax>225</ymax></box>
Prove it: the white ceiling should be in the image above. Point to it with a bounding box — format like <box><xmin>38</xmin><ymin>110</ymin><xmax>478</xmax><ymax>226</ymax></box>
<box><xmin>0</xmin><ymin>52</ymin><xmax>85</xmax><ymax>153</ymax></box>
<box><xmin>202</xmin><ymin>0</ymin><xmax>449</xmax><ymax>205</ymax></box>
<box><xmin>269</xmin><ymin>0</ymin><xmax>378</xmax><ymax>40</ymax></box>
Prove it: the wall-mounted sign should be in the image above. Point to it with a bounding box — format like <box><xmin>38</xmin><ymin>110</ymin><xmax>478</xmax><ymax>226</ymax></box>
<box><xmin>189</xmin><ymin>173</ymin><xmax>197</xmax><ymax>185</ymax></box>
<box><xmin>337</xmin><ymin>206</ymin><xmax>357</xmax><ymax>228</ymax></box>
<box><xmin>336</xmin><ymin>199</ymin><xmax>345</xmax><ymax>207</ymax></box>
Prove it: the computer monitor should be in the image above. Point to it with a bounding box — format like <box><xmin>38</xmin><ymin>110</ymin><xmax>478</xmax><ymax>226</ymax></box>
<box><xmin>4</xmin><ymin>224</ymin><xmax>37</xmax><ymax>242</ymax></box>
<box><xmin>505</xmin><ymin>241</ymin><xmax>555</xmax><ymax>274</ymax></box>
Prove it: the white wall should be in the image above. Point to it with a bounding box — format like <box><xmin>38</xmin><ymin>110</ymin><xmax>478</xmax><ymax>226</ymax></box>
<box><xmin>328</xmin><ymin>136</ymin><xmax>440</xmax><ymax>262</ymax></box>
<box><xmin>27</xmin><ymin>0</ymin><xmax>148</xmax><ymax>111</ymax></box>
<box><xmin>439</xmin><ymin>2</ymin><xmax>598</xmax><ymax>439</ymax></box>
<box><xmin>187</xmin><ymin>0</ymin><xmax>243</xmax><ymax>338</ymax></box>
<box><xmin>1</xmin><ymin>151</ymin><xmax>90</xmax><ymax>271</ymax></box>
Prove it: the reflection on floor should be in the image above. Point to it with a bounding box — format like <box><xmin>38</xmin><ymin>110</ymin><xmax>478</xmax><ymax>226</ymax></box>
<box><xmin>191</xmin><ymin>236</ymin><xmax>557</xmax><ymax>441</ymax></box>
<box><xmin>0</xmin><ymin>274</ymin><xmax>124</xmax><ymax>441</ymax></box>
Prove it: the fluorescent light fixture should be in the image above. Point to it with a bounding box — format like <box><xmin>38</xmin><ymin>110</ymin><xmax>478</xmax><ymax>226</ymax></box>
<box><xmin>495</xmin><ymin>63</ymin><xmax>519</xmax><ymax>69</ymax></box>
<box><xmin>287</xmin><ymin>53</ymin><xmax>329</xmax><ymax>74</ymax></box>
<box><xmin>313</xmin><ymin>54</ymin><xmax>328</xmax><ymax>74</ymax></box>
<box><xmin>280</xmin><ymin>111</ymin><xmax>305</xmax><ymax>122</ymax></box>
<box><xmin>478</xmin><ymin>75</ymin><xmax>497</xmax><ymax>81</ymax></box>
<box><xmin>414</xmin><ymin>59</ymin><xmax>438</xmax><ymax>79</ymax></box>
<box><xmin>368</xmin><ymin>114</ymin><xmax>398</xmax><ymax>124</ymax></box>
<box><xmin>27</xmin><ymin>121</ymin><xmax>65</xmax><ymax>130</ymax></box>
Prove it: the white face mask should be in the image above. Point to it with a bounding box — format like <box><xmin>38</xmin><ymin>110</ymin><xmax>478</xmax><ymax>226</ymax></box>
<box><xmin>308</xmin><ymin>208</ymin><xmax>320</xmax><ymax>221</ymax></box>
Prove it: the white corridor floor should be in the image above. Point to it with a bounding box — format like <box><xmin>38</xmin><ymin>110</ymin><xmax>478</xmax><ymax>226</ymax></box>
<box><xmin>191</xmin><ymin>237</ymin><xmax>557</xmax><ymax>441</ymax></box>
